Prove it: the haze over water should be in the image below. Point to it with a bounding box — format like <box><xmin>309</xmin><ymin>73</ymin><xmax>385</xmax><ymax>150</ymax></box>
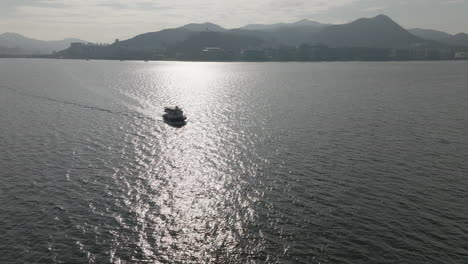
<box><xmin>1</xmin><ymin>59</ymin><xmax>467</xmax><ymax>263</ymax></box>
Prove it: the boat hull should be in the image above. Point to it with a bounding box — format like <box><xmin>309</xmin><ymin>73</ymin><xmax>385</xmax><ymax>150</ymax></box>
<box><xmin>163</xmin><ymin>119</ymin><xmax>187</xmax><ymax>128</ymax></box>
<box><xmin>163</xmin><ymin>108</ymin><xmax>187</xmax><ymax>127</ymax></box>
<box><xmin>163</xmin><ymin>114</ymin><xmax>187</xmax><ymax>127</ymax></box>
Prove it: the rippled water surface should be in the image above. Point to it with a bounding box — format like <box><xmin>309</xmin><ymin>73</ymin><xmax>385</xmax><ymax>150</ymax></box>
<box><xmin>1</xmin><ymin>59</ymin><xmax>468</xmax><ymax>263</ymax></box>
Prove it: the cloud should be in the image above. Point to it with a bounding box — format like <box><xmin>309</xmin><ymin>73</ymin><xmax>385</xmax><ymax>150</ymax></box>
<box><xmin>1</xmin><ymin>0</ymin><xmax>360</xmax><ymax>41</ymax></box>
<box><xmin>1</xmin><ymin>0</ymin><xmax>467</xmax><ymax>42</ymax></box>
<box><xmin>362</xmin><ymin>6</ymin><xmax>385</xmax><ymax>12</ymax></box>
<box><xmin>443</xmin><ymin>0</ymin><xmax>466</xmax><ymax>4</ymax></box>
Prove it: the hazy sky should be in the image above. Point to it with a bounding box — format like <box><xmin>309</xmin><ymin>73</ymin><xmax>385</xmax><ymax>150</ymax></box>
<box><xmin>1</xmin><ymin>0</ymin><xmax>467</xmax><ymax>42</ymax></box>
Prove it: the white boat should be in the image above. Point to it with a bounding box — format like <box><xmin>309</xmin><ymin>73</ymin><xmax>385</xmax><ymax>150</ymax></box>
<box><xmin>163</xmin><ymin>106</ymin><xmax>187</xmax><ymax>127</ymax></box>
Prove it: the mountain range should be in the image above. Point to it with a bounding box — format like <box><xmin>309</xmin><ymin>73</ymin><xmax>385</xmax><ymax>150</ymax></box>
<box><xmin>107</xmin><ymin>14</ymin><xmax>467</xmax><ymax>55</ymax></box>
<box><xmin>2</xmin><ymin>14</ymin><xmax>468</xmax><ymax>57</ymax></box>
<box><xmin>108</xmin><ymin>14</ymin><xmax>468</xmax><ymax>53</ymax></box>
<box><xmin>408</xmin><ymin>28</ymin><xmax>468</xmax><ymax>46</ymax></box>
<box><xmin>0</xmin><ymin>33</ymin><xmax>87</xmax><ymax>55</ymax></box>
<box><xmin>310</xmin><ymin>15</ymin><xmax>425</xmax><ymax>48</ymax></box>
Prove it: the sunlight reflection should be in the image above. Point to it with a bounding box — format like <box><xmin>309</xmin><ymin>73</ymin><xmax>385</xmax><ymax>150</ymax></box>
<box><xmin>128</xmin><ymin>62</ymin><xmax>259</xmax><ymax>262</ymax></box>
<box><xmin>158</xmin><ymin>62</ymin><xmax>226</xmax><ymax>109</ymax></box>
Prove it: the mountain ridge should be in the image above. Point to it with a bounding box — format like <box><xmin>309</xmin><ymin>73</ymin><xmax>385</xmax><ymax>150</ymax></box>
<box><xmin>8</xmin><ymin>14</ymin><xmax>468</xmax><ymax>59</ymax></box>
<box><xmin>408</xmin><ymin>28</ymin><xmax>453</xmax><ymax>40</ymax></box>
<box><xmin>0</xmin><ymin>32</ymin><xmax>87</xmax><ymax>55</ymax></box>
<box><xmin>440</xmin><ymin>33</ymin><xmax>468</xmax><ymax>46</ymax></box>
<box><xmin>309</xmin><ymin>14</ymin><xmax>428</xmax><ymax>48</ymax></box>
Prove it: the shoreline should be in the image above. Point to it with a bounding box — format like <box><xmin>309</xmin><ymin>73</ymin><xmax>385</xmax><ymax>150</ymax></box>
<box><xmin>1</xmin><ymin>56</ymin><xmax>467</xmax><ymax>63</ymax></box>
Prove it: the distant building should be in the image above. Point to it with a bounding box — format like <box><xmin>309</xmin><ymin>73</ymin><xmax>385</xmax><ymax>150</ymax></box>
<box><xmin>63</xmin><ymin>42</ymin><xmax>94</xmax><ymax>59</ymax></box>
<box><xmin>439</xmin><ymin>49</ymin><xmax>454</xmax><ymax>60</ymax></box>
<box><xmin>389</xmin><ymin>49</ymin><xmax>410</xmax><ymax>60</ymax></box>
<box><xmin>409</xmin><ymin>48</ymin><xmax>429</xmax><ymax>60</ymax></box>
<box><xmin>201</xmin><ymin>47</ymin><xmax>226</xmax><ymax>61</ymax></box>
<box><xmin>241</xmin><ymin>49</ymin><xmax>266</xmax><ymax>61</ymax></box>
<box><xmin>202</xmin><ymin>47</ymin><xmax>223</xmax><ymax>52</ymax></box>
<box><xmin>70</xmin><ymin>42</ymin><xmax>85</xmax><ymax>49</ymax></box>
<box><xmin>424</xmin><ymin>49</ymin><xmax>440</xmax><ymax>60</ymax></box>
<box><xmin>454</xmin><ymin>52</ymin><xmax>468</xmax><ymax>60</ymax></box>
<box><xmin>153</xmin><ymin>54</ymin><xmax>166</xmax><ymax>60</ymax></box>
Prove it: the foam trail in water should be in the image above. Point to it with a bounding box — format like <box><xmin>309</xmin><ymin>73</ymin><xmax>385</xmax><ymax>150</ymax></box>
<box><xmin>1</xmin><ymin>84</ymin><xmax>162</xmax><ymax>122</ymax></box>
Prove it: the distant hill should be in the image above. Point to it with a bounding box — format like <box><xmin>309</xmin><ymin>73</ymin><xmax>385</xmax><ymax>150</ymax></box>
<box><xmin>408</xmin><ymin>28</ymin><xmax>453</xmax><ymax>40</ymax></box>
<box><xmin>174</xmin><ymin>31</ymin><xmax>263</xmax><ymax>52</ymax></box>
<box><xmin>114</xmin><ymin>28</ymin><xmax>194</xmax><ymax>51</ymax></box>
<box><xmin>178</xmin><ymin>21</ymin><xmax>322</xmax><ymax>47</ymax></box>
<box><xmin>310</xmin><ymin>15</ymin><xmax>426</xmax><ymax>48</ymax></box>
<box><xmin>266</xmin><ymin>26</ymin><xmax>324</xmax><ymax>46</ymax></box>
<box><xmin>407</xmin><ymin>28</ymin><xmax>468</xmax><ymax>47</ymax></box>
<box><xmin>56</xmin><ymin>14</ymin><xmax>464</xmax><ymax>61</ymax></box>
<box><xmin>240</xmin><ymin>19</ymin><xmax>329</xmax><ymax>31</ymax></box>
<box><xmin>113</xmin><ymin>25</ymin><xmax>271</xmax><ymax>53</ymax></box>
<box><xmin>165</xmin><ymin>31</ymin><xmax>265</xmax><ymax>60</ymax></box>
<box><xmin>439</xmin><ymin>33</ymin><xmax>468</xmax><ymax>47</ymax></box>
<box><xmin>230</xmin><ymin>20</ymin><xmax>330</xmax><ymax>46</ymax></box>
<box><xmin>0</xmin><ymin>32</ymin><xmax>87</xmax><ymax>55</ymax></box>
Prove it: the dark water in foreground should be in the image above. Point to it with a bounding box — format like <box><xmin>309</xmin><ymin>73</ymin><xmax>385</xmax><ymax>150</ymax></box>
<box><xmin>1</xmin><ymin>59</ymin><xmax>467</xmax><ymax>263</ymax></box>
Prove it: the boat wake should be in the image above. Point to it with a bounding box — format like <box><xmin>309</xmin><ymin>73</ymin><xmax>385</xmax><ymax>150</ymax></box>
<box><xmin>1</xmin><ymin>84</ymin><xmax>161</xmax><ymax>122</ymax></box>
